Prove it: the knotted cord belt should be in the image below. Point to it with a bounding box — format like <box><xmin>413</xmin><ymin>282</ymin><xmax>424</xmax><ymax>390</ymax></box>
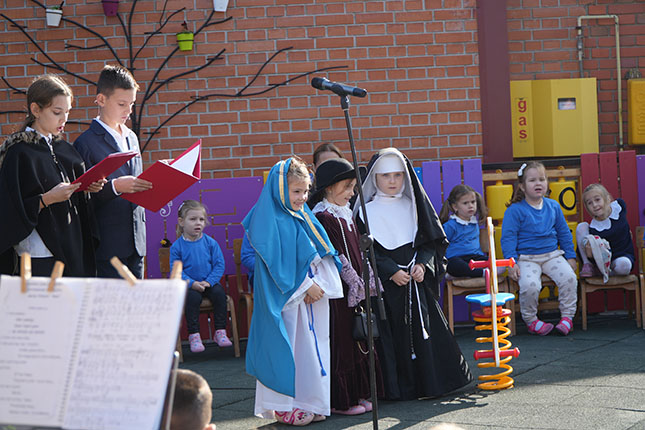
<box><xmin>398</xmin><ymin>253</ymin><xmax>429</xmax><ymax>360</ymax></box>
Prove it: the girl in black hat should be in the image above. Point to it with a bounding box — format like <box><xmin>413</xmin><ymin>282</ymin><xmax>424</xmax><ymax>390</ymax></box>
<box><xmin>310</xmin><ymin>158</ymin><xmax>384</xmax><ymax>415</ymax></box>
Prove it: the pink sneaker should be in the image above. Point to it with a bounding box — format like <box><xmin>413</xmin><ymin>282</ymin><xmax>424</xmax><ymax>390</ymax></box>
<box><xmin>188</xmin><ymin>333</ymin><xmax>205</xmax><ymax>353</ymax></box>
<box><xmin>274</xmin><ymin>408</ymin><xmax>314</xmax><ymax>426</ymax></box>
<box><xmin>527</xmin><ymin>319</ymin><xmax>554</xmax><ymax>336</ymax></box>
<box><xmin>579</xmin><ymin>262</ymin><xmax>595</xmax><ymax>278</ymax></box>
<box><xmin>358</xmin><ymin>399</ymin><xmax>373</xmax><ymax>412</ymax></box>
<box><xmin>312</xmin><ymin>414</ymin><xmax>326</xmax><ymax>422</ymax></box>
<box><xmin>214</xmin><ymin>329</ymin><xmax>232</xmax><ymax>347</ymax></box>
<box><xmin>332</xmin><ymin>405</ymin><xmax>366</xmax><ymax>415</ymax></box>
<box><xmin>555</xmin><ymin>317</ymin><xmax>573</xmax><ymax>336</ymax></box>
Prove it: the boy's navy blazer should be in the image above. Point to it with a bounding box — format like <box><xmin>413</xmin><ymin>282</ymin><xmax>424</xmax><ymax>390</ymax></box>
<box><xmin>73</xmin><ymin>119</ymin><xmax>146</xmax><ymax>260</ymax></box>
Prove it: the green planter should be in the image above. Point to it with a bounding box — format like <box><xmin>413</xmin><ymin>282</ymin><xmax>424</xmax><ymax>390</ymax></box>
<box><xmin>176</xmin><ymin>32</ymin><xmax>194</xmax><ymax>52</ymax></box>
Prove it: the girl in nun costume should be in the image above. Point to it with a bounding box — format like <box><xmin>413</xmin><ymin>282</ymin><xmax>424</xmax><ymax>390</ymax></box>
<box><xmin>355</xmin><ymin>148</ymin><xmax>472</xmax><ymax>400</ymax></box>
<box><xmin>243</xmin><ymin>157</ymin><xmax>343</xmax><ymax>426</ymax></box>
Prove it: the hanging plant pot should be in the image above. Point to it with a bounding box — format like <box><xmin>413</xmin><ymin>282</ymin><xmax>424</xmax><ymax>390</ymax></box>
<box><xmin>176</xmin><ymin>32</ymin><xmax>194</xmax><ymax>51</ymax></box>
<box><xmin>101</xmin><ymin>0</ymin><xmax>119</xmax><ymax>16</ymax></box>
<box><xmin>46</xmin><ymin>8</ymin><xmax>63</xmax><ymax>27</ymax></box>
<box><xmin>213</xmin><ymin>0</ymin><xmax>229</xmax><ymax>12</ymax></box>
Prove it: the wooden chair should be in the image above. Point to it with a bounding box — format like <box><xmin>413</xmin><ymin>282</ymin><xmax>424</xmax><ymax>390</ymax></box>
<box><xmin>581</xmin><ymin>151</ymin><xmax>640</xmax><ymax>314</ymax></box>
<box><xmin>445</xmin><ymin>275</ymin><xmax>508</xmax><ymax>334</ymax></box>
<box><xmin>443</xmin><ymin>228</ymin><xmax>509</xmax><ymax>334</ymax></box>
<box><xmin>508</xmin><ymin>276</ymin><xmax>561</xmax><ymax>336</ymax></box>
<box><xmin>226</xmin><ymin>238</ymin><xmax>253</xmax><ymax>338</ymax></box>
<box><xmin>578</xmin><ymin>227</ymin><xmax>644</xmax><ymax>330</ymax></box>
<box><xmin>159</xmin><ymin>247</ymin><xmax>240</xmax><ymax>359</ymax></box>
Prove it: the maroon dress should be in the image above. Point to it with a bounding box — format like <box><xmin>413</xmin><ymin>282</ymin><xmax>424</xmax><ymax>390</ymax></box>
<box><xmin>315</xmin><ymin>209</ymin><xmax>384</xmax><ymax>410</ymax></box>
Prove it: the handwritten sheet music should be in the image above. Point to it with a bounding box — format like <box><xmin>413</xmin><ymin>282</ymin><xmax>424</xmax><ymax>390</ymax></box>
<box><xmin>0</xmin><ymin>276</ymin><xmax>85</xmax><ymax>426</ymax></box>
<box><xmin>0</xmin><ymin>276</ymin><xmax>186</xmax><ymax>430</ymax></box>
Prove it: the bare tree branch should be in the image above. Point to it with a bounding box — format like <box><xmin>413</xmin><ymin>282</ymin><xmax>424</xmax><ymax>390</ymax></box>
<box><xmin>136</xmin><ymin>9</ymin><xmax>186</xmax><ymax>62</ymax></box>
<box><xmin>147</xmin><ymin>50</ymin><xmax>226</xmax><ymax>100</ymax></box>
<box><xmin>2</xmin><ymin>0</ymin><xmax>350</xmax><ymax>158</ymax></box>
<box><xmin>236</xmin><ymin>47</ymin><xmax>293</xmax><ymax>96</ymax></box>
<box><xmin>1</xmin><ymin>77</ymin><xmax>27</xmax><ymax>95</ymax></box>
<box><xmin>65</xmin><ymin>43</ymin><xmax>109</xmax><ymax>50</ymax></box>
<box><xmin>140</xmin><ymin>64</ymin><xmax>348</xmax><ymax>151</ymax></box>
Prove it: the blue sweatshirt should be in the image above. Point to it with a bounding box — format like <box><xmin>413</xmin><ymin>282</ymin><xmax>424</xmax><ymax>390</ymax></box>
<box><xmin>443</xmin><ymin>216</ymin><xmax>483</xmax><ymax>259</ymax></box>
<box><xmin>170</xmin><ymin>234</ymin><xmax>225</xmax><ymax>287</ymax></box>
<box><xmin>501</xmin><ymin>198</ymin><xmax>575</xmax><ymax>260</ymax></box>
<box><xmin>240</xmin><ymin>233</ymin><xmax>255</xmax><ymax>279</ymax></box>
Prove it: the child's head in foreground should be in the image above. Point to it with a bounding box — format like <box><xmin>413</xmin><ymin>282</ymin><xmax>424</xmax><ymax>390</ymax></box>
<box><xmin>170</xmin><ymin>369</ymin><xmax>215</xmax><ymax>430</ymax></box>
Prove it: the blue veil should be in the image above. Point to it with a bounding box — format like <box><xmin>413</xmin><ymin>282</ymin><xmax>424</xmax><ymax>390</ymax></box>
<box><xmin>242</xmin><ymin>158</ymin><xmax>340</xmax><ymax>397</ymax></box>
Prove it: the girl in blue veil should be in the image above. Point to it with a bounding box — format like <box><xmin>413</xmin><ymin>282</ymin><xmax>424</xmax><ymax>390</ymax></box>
<box><xmin>243</xmin><ymin>157</ymin><xmax>343</xmax><ymax>426</ymax></box>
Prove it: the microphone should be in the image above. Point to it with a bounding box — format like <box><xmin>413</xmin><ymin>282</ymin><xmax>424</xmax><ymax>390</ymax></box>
<box><xmin>311</xmin><ymin>77</ymin><xmax>367</xmax><ymax>98</ymax></box>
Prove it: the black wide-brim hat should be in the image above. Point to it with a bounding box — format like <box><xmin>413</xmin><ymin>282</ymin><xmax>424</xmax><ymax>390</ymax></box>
<box><xmin>312</xmin><ymin>158</ymin><xmax>356</xmax><ymax>199</ymax></box>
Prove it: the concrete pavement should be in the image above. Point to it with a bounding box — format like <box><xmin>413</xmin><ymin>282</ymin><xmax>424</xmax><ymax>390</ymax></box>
<box><xmin>183</xmin><ymin>311</ymin><xmax>645</xmax><ymax>430</ymax></box>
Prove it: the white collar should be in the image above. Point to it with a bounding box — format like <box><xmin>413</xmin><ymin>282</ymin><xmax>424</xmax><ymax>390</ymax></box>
<box><xmin>450</xmin><ymin>214</ymin><xmax>478</xmax><ymax>225</ymax></box>
<box><xmin>364</xmin><ymin>194</ymin><xmax>417</xmax><ymax>250</ymax></box>
<box><xmin>25</xmin><ymin>126</ymin><xmax>52</xmax><ymax>145</ymax></box>
<box><xmin>181</xmin><ymin>233</ymin><xmax>203</xmax><ymax>242</ymax></box>
<box><xmin>95</xmin><ymin>116</ymin><xmax>132</xmax><ymax>152</ymax></box>
<box><xmin>96</xmin><ymin>116</ymin><xmax>130</xmax><ymax>137</ymax></box>
<box><xmin>375</xmin><ymin>188</ymin><xmax>403</xmax><ymax>199</ymax></box>
<box><xmin>312</xmin><ymin>198</ymin><xmax>354</xmax><ymax>232</ymax></box>
<box><xmin>589</xmin><ymin>200</ymin><xmax>621</xmax><ymax>232</ymax></box>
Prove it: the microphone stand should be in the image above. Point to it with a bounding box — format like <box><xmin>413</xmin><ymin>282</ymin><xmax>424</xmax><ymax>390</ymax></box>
<box><xmin>338</xmin><ymin>94</ymin><xmax>386</xmax><ymax>430</ymax></box>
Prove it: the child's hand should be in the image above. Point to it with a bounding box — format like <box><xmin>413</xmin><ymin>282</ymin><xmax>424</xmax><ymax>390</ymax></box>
<box><xmin>390</xmin><ymin>269</ymin><xmax>411</xmax><ymax>286</ymax></box>
<box><xmin>509</xmin><ymin>265</ymin><xmax>521</xmax><ymax>282</ymax></box>
<box><xmin>86</xmin><ymin>178</ymin><xmax>108</xmax><ymax>193</ymax></box>
<box><xmin>113</xmin><ymin>176</ymin><xmax>153</xmax><ymax>194</ymax></box>
<box><xmin>584</xmin><ymin>242</ymin><xmax>593</xmax><ymax>259</ymax></box>
<box><xmin>567</xmin><ymin>258</ymin><xmax>577</xmax><ymax>273</ymax></box>
<box><xmin>191</xmin><ymin>281</ymin><xmax>206</xmax><ymax>292</ymax></box>
<box><xmin>410</xmin><ymin>264</ymin><xmax>425</xmax><ymax>283</ymax></box>
<box><xmin>42</xmin><ymin>182</ymin><xmax>81</xmax><ymax>207</ymax></box>
<box><xmin>305</xmin><ymin>283</ymin><xmax>324</xmax><ymax>304</ymax></box>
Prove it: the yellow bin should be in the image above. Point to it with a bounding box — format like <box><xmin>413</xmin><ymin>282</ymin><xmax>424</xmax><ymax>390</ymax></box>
<box><xmin>549</xmin><ymin>177</ymin><xmax>577</xmax><ymax>217</ymax></box>
<box><xmin>628</xmin><ymin>78</ymin><xmax>645</xmax><ymax>145</ymax></box>
<box><xmin>511</xmin><ymin>78</ymin><xmax>599</xmax><ymax>157</ymax></box>
<box><xmin>486</xmin><ymin>174</ymin><xmax>513</xmax><ymax>221</ymax></box>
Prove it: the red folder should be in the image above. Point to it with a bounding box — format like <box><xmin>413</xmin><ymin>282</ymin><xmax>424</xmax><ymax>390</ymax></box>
<box><xmin>123</xmin><ymin>139</ymin><xmax>201</xmax><ymax>212</ymax></box>
<box><xmin>72</xmin><ymin>151</ymin><xmax>138</xmax><ymax>192</ymax></box>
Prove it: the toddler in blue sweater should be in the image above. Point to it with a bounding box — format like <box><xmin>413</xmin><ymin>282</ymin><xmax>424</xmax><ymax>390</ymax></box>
<box><xmin>170</xmin><ymin>200</ymin><xmax>231</xmax><ymax>353</ymax></box>
<box><xmin>501</xmin><ymin>162</ymin><xmax>577</xmax><ymax>336</ymax></box>
<box><xmin>439</xmin><ymin>184</ymin><xmax>489</xmax><ymax>278</ymax></box>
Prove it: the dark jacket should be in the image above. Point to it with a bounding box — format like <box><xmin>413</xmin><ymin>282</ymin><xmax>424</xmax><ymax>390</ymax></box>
<box><xmin>74</xmin><ymin>120</ymin><xmax>146</xmax><ymax>260</ymax></box>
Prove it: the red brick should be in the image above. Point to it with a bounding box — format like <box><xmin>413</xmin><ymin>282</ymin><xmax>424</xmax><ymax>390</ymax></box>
<box><xmin>434</xmin><ymin>9</ymin><xmax>473</xmax><ymax>21</ymax></box>
<box><xmin>355</xmin><ymin>13</ymin><xmax>394</xmax><ymax>24</ymax></box>
<box><xmin>315</xmin><ymin>14</ymin><xmax>354</xmax><ymax>26</ymax></box>
<box><xmin>1</xmin><ymin>0</ymin><xmax>637</xmax><ymax>176</ymax></box>
<box><xmin>435</xmin><ymin>55</ymin><xmax>474</xmax><ymax>66</ymax></box>
<box><xmin>435</xmin><ymin>32</ymin><xmax>473</xmax><ymax>44</ymax></box>
<box><xmin>395</xmin><ymin>34</ymin><xmax>433</xmax><ymax>45</ymax></box>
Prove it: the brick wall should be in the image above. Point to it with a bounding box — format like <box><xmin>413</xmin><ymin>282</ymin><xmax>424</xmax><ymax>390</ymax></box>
<box><xmin>0</xmin><ymin>1</ymin><xmax>643</xmax><ymax>177</ymax></box>
<box><xmin>507</xmin><ymin>0</ymin><xmax>645</xmax><ymax>151</ymax></box>
<box><xmin>0</xmin><ymin>0</ymin><xmax>481</xmax><ymax>177</ymax></box>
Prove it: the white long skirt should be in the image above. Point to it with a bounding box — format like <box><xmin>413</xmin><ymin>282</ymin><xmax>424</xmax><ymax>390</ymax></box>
<box><xmin>254</xmin><ymin>255</ymin><xmax>342</xmax><ymax>418</ymax></box>
<box><xmin>254</xmin><ymin>295</ymin><xmax>331</xmax><ymax>417</ymax></box>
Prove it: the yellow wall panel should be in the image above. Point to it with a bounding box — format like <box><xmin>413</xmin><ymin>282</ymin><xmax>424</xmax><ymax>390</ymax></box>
<box><xmin>628</xmin><ymin>79</ymin><xmax>645</xmax><ymax>145</ymax></box>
